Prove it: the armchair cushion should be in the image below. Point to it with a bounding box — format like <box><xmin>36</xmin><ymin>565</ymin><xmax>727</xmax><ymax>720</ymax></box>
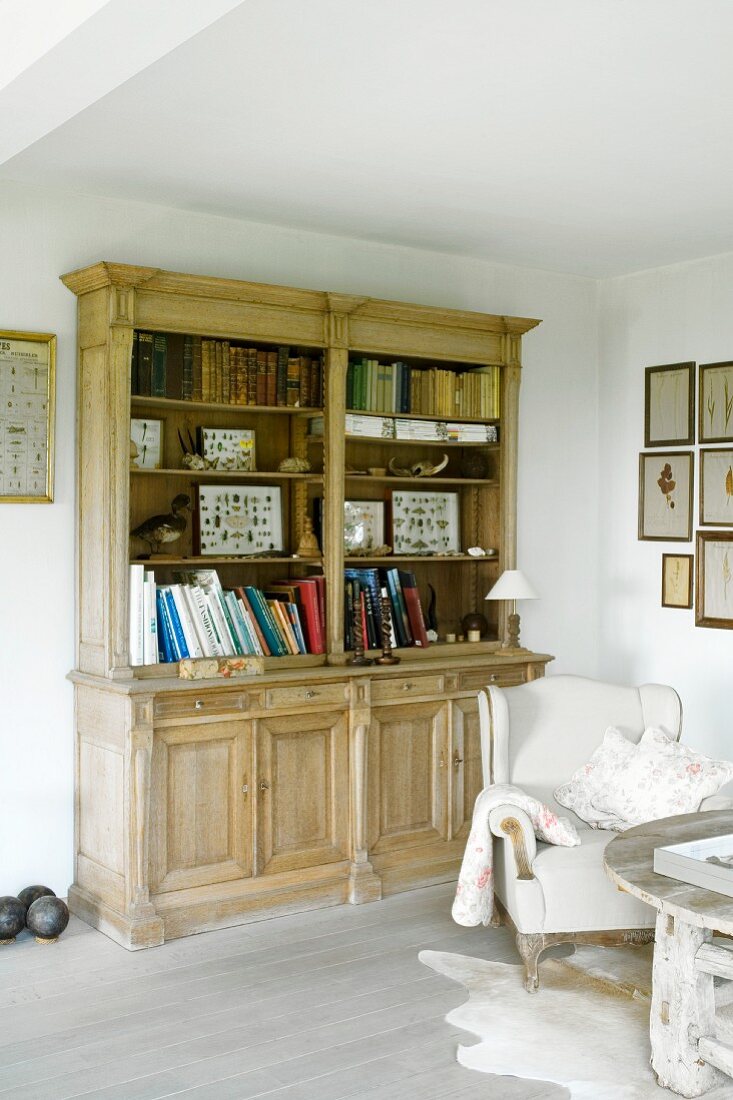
<box><xmin>554</xmin><ymin>726</ymin><xmax>637</xmax><ymax>831</ymax></box>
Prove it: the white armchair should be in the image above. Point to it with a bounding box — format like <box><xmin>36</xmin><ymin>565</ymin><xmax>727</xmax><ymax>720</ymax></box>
<box><xmin>479</xmin><ymin>674</ymin><xmax>683</xmax><ymax>991</ymax></box>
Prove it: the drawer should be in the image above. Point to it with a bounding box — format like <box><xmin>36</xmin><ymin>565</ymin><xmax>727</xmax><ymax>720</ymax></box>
<box><xmin>459</xmin><ymin>667</ymin><xmax>528</xmax><ymax>692</ymax></box>
<box><xmin>154</xmin><ymin>691</ymin><xmax>248</xmax><ymax>721</ymax></box>
<box><xmin>264</xmin><ymin>682</ymin><xmax>348</xmax><ymax>709</ymax></box>
<box><xmin>370</xmin><ymin>673</ymin><xmax>445</xmax><ymax>703</ymax></box>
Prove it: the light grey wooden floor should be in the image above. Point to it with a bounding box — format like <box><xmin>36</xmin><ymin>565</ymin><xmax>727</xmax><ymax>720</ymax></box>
<box><xmin>0</xmin><ymin>883</ymin><xmax>566</xmax><ymax>1099</ymax></box>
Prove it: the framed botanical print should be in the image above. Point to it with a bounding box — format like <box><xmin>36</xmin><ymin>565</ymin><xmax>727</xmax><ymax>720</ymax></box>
<box><xmin>661</xmin><ymin>554</ymin><xmax>693</xmax><ymax>609</ymax></box>
<box><xmin>638</xmin><ymin>451</ymin><xmax>693</xmax><ymax>541</ymax></box>
<box><xmin>700</xmin><ymin>448</ymin><xmax>733</xmax><ymax>527</ymax></box>
<box><xmin>0</xmin><ymin>330</ymin><xmax>56</xmax><ymax>502</ymax></box>
<box><xmin>696</xmin><ymin>531</ymin><xmax>733</xmax><ymax>628</ymax></box>
<box><xmin>645</xmin><ymin>362</ymin><xmax>695</xmax><ymax>447</ymax></box>
<box><xmin>699</xmin><ymin>361</ymin><xmax>733</xmax><ymax>443</ymax></box>
<box><xmin>130</xmin><ymin>418</ymin><xmax>163</xmax><ymax>469</ymax></box>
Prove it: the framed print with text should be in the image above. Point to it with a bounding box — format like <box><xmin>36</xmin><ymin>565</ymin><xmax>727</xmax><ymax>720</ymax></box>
<box><xmin>700</xmin><ymin>361</ymin><xmax>733</xmax><ymax>443</ymax></box>
<box><xmin>638</xmin><ymin>451</ymin><xmax>693</xmax><ymax>541</ymax></box>
<box><xmin>700</xmin><ymin>448</ymin><xmax>733</xmax><ymax>527</ymax></box>
<box><xmin>662</xmin><ymin>553</ymin><xmax>693</xmax><ymax>609</ymax></box>
<box><xmin>696</xmin><ymin>530</ymin><xmax>733</xmax><ymax>628</ymax></box>
<box><xmin>645</xmin><ymin>361</ymin><xmax>695</xmax><ymax>447</ymax></box>
<box><xmin>0</xmin><ymin>330</ymin><xmax>56</xmax><ymax>502</ymax></box>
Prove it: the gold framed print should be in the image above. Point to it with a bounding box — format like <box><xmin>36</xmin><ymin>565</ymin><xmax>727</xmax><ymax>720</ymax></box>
<box><xmin>696</xmin><ymin>530</ymin><xmax>733</xmax><ymax>629</ymax></box>
<box><xmin>700</xmin><ymin>447</ymin><xmax>733</xmax><ymax>527</ymax></box>
<box><xmin>638</xmin><ymin>451</ymin><xmax>693</xmax><ymax>541</ymax></box>
<box><xmin>662</xmin><ymin>553</ymin><xmax>693</xmax><ymax>609</ymax></box>
<box><xmin>645</xmin><ymin>361</ymin><xmax>695</xmax><ymax>447</ymax></box>
<box><xmin>0</xmin><ymin>330</ymin><xmax>56</xmax><ymax>502</ymax></box>
<box><xmin>699</xmin><ymin>361</ymin><xmax>733</xmax><ymax>443</ymax></box>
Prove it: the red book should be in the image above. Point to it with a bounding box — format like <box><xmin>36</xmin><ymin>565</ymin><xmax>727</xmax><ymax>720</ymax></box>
<box><xmin>234</xmin><ymin>587</ymin><xmax>271</xmax><ymax>655</ymax></box>
<box><xmin>398</xmin><ymin>570</ymin><xmax>430</xmax><ymax>647</ymax></box>
<box><xmin>287</xmin><ymin>578</ymin><xmax>324</xmax><ymax>653</ymax></box>
<box><xmin>266</xmin><ymin>350</ymin><xmax>277</xmax><ymax>406</ymax></box>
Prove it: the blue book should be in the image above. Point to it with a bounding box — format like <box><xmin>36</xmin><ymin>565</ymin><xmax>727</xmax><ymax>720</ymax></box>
<box><xmin>163</xmin><ymin>588</ymin><xmax>189</xmax><ymax>659</ymax></box>
<box><xmin>243</xmin><ymin>586</ymin><xmax>287</xmax><ymax>656</ymax></box>
<box><xmin>156</xmin><ymin>589</ymin><xmax>176</xmax><ymax>662</ymax></box>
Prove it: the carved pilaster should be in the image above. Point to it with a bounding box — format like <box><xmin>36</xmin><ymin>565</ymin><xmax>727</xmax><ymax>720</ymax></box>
<box><xmin>125</xmin><ymin>704</ymin><xmax>161</xmax><ymax>937</ymax></box>
<box><xmin>348</xmin><ymin>683</ymin><xmax>381</xmax><ymax>903</ymax></box>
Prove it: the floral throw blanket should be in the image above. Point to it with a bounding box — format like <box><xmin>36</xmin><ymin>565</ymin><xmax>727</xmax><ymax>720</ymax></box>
<box><xmin>451</xmin><ymin>783</ymin><xmax>580</xmax><ymax>927</ymax></box>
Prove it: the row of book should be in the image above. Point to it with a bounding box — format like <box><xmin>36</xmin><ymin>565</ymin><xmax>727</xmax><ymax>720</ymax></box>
<box><xmin>131</xmin><ymin>332</ymin><xmax>323</xmax><ymax>408</ymax></box>
<box><xmin>346</xmin><ymin>360</ymin><xmax>500</xmax><ymax>419</ymax></box>
<box><xmin>309</xmin><ymin>413</ymin><xmax>499</xmax><ymax>443</ymax></box>
<box><xmin>344</xmin><ymin>567</ymin><xmax>429</xmax><ymax>651</ymax></box>
<box><xmin>129</xmin><ymin>565</ymin><xmax>325</xmax><ymax>665</ymax></box>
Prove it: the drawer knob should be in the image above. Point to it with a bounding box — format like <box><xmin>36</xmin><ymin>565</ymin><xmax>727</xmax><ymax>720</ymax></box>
<box><xmin>453</xmin><ymin>750</ymin><xmax>464</xmax><ymax>769</ymax></box>
<box><xmin>304</xmin><ymin>690</ymin><xmax>317</xmax><ymax>699</ymax></box>
<box><xmin>489</xmin><ymin>675</ymin><xmax>498</xmax><ymax>683</ymax></box>
<box><xmin>259</xmin><ymin>780</ymin><xmax>270</xmax><ymax>791</ymax></box>
<box><xmin>403</xmin><ymin>682</ymin><xmax>413</xmax><ymax>691</ymax></box>
<box><xmin>194</xmin><ymin>699</ymin><xmax>205</xmax><ymax>710</ymax></box>
<box><xmin>241</xmin><ymin>783</ymin><xmax>249</xmax><ymax>797</ymax></box>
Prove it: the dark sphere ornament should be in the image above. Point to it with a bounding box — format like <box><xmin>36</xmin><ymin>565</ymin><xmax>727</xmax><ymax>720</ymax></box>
<box><xmin>461</xmin><ymin>612</ymin><xmax>489</xmax><ymax>638</ymax></box>
<box><xmin>460</xmin><ymin>450</ymin><xmax>490</xmax><ymax>480</ymax></box>
<box><xmin>0</xmin><ymin>897</ymin><xmax>27</xmax><ymax>944</ymax></box>
<box><xmin>18</xmin><ymin>885</ymin><xmax>55</xmax><ymax>910</ymax></box>
<box><xmin>26</xmin><ymin>896</ymin><xmax>69</xmax><ymax>944</ymax></box>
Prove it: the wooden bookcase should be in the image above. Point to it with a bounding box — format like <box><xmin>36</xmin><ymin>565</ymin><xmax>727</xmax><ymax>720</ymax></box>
<box><xmin>62</xmin><ymin>262</ymin><xmax>551</xmax><ymax>948</ymax></box>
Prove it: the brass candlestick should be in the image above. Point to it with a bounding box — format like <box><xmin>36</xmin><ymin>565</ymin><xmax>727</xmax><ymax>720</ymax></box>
<box><xmin>349</xmin><ymin>589</ymin><xmax>373</xmax><ymax>666</ymax></box>
<box><xmin>375</xmin><ymin>590</ymin><xmax>400</xmax><ymax>665</ymax></box>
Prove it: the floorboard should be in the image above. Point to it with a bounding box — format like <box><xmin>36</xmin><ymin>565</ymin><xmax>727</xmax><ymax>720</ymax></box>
<box><xmin>0</xmin><ymin>884</ymin><xmax>565</xmax><ymax>1099</ymax></box>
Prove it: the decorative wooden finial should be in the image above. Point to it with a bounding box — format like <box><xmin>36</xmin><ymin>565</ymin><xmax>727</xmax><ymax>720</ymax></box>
<box><xmin>375</xmin><ymin>588</ymin><xmax>400</xmax><ymax>665</ymax></box>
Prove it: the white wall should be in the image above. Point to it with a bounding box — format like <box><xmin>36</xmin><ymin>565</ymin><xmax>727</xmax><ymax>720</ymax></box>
<box><xmin>0</xmin><ymin>180</ymin><xmax>599</xmax><ymax>894</ymax></box>
<box><xmin>599</xmin><ymin>254</ymin><xmax>733</xmax><ymax>756</ymax></box>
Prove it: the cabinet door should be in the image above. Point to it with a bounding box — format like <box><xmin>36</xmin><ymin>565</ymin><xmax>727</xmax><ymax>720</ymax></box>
<box><xmin>451</xmin><ymin>697</ymin><xmax>485</xmax><ymax>839</ymax></box>
<box><xmin>149</xmin><ymin>720</ymin><xmax>252</xmax><ymax>893</ymax></box>
<box><xmin>255</xmin><ymin>710</ymin><xmax>349</xmax><ymax>876</ymax></box>
<box><xmin>367</xmin><ymin>700</ymin><xmax>449</xmax><ymax>855</ymax></box>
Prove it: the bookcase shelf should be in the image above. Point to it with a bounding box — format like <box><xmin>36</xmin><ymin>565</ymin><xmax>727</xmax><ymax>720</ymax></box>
<box><xmin>61</xmin><ymin>261</ymin><xmax>551</xmax><ymax>951</ymax></box>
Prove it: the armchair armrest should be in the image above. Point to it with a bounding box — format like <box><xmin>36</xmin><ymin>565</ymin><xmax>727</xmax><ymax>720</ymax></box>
<box><xmin>489</xmin><ymin>804</ymin><xmax>536</xmax><ymax>880</ymax></box>
<box><xmin>700</xmin><ymin>781</ymin><xmax>733</xmax><ymax>812</ymax></box>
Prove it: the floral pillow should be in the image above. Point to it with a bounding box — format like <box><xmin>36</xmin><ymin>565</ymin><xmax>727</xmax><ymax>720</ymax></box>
<box><xmin>592</xmin><ymin>728</ymin><xmax>733</xmax><ymax>827</ymax></box>
<box><xmin>554</xmin><ymin>726</ymin><xmax>637</xmax><ymax>831</ymax></box>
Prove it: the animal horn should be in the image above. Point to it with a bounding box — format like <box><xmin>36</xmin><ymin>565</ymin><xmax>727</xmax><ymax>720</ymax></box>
<box><xmin>427</xmin><ymin>453</ymin><xmax>449</xmax><ymax>476</ymax></box>
<box><xmin>187</xmin><ymin>429</ymin><xmax>197</xmax><ymax>454</ymax></box>
<box><xmin>177</xmin><ymin>429</ymin><xmax>188</xmax><ymax>454</ymax></box>
<box><xmin>388</xmin><ymin>457</ymin><xmax>414</xmax><ymax>478</ymax></box>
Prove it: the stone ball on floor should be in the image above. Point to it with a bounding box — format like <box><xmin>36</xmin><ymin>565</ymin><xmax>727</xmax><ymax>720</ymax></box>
<box><xmin>26</xmin><ymin>896</ymin><xmax>69</xmax><ymax>943</ymax></box>
<box><xmin>18</xmin><ymin>885</ymin><xmax>55</xmax><ymax>910</ymax></box>
<box><xmin>0</xmin><ymin>896</ymin><xmax>27</xmax><ymax>943</ymax></box>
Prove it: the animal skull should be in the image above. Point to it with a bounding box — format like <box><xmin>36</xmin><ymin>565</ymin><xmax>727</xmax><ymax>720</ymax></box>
<box><xmin>388</xmin><ymin>453</ymin><xmax>449</xmax><ymax>478</ymax></box>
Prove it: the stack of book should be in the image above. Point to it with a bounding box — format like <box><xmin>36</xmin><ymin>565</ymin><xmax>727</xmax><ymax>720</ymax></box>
<box><xmin>129</xmin><ymin>565</ymin><xmax>325</xmax><ymax>665</ymax></box>
<box><xmin>393</xmin><ymin>419</ymin><xmax>499</xmax><ymax>443</ymax></box>
<box><xmin>344</xmin><ymin>567</ymin><xmax>429</xmax><ymax>651</ymax></box>
<box><xmin>132</xmin><ymin>332</ymin><xmax>323</xmax><ymax>408</ymax></box>
<box><xmin>346</xmin><ymin>359</ymin><xmax>499</xmax><ymax>419</ymax></box>
<box><xmin>309</xmin><ymin>414</ymin><xmax>396</xmax><ymax>439</ymax></box>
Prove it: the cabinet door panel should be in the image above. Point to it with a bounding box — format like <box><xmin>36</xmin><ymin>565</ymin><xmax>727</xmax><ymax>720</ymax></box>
<box><xmin>150</xmin><ymin>720</ymin><xmax>251</xmax><ymax>893</ymax></box>
<box><xmin>367</xmin><ymin>701</ymin><xmax>449</xmax><ymax>854</ymax></box>
<box><xmin>451</xmin><ymin>697</ymin><xmax>484</xmax><ymax>839</ymax></box>
<box><xmin>255</xmin><ymin>710</ymin><xmax>349</xmax><ymax>876</ymax></box>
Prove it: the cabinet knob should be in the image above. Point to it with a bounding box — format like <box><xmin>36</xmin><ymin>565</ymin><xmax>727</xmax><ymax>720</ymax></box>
<box><xmin>304</xmin><ymin>690</ymin><xmax>318</xmax><ymax>699</ymax></box>
<box><xmin>403</xmin><ymin>682</ymin><xmax>413</xmax><ymax>691</ymax></box>
<box><xmin>241</xmin><ymin>783</ymin><xmax>249</xmax><ymax>797</ymax></box>
<box><xmin>194</xmin><ymin>699</ymin><xmax>205</xmax><ymax>710</ymax></box>
<box><xmin>453</xmin><ymin>750</ymin><xmax>464</xmax><ymax>769</ymax></box>
<box><xmin>489</xmin><ymin>675</ymin><xmax>498</xmax><ymax>683</ymax></box>
<box><xmin>259</xmin><ymin>780</ymin><xmax>270</xmax><ymax>791</ymax></box>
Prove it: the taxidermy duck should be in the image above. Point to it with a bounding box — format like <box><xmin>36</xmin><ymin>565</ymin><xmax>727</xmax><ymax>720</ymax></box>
<box><xmin>131</xmin><ymin>494</ymin><xmax>191</xmax><ymax>555</ymax></box>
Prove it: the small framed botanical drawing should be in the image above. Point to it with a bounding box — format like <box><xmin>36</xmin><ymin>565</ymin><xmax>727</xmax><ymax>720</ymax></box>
<box><xmin>700</xmin><ymin>448</ymin><xmax>733</xmax><ymax>527</ymax></box>
<box><xmin>130</xmin><ymin>418</ymin><xmax>163</xmax><ymax>469</ymax></box>
<box><xmin>389</xmin><ymin>489</ymin><xmax>460</xmax><ymax>555</ymax></box>
<box><xmin>344</xmin><ymin>500</ymin><xmax>385</xmax><ymax>553</ymax></box>
<box><xmin>0</xmin><ymin>329</ymin><xmax>56</xmax><ymax>502</ymax></box>
<box><xmin>662</xmin><ymin>554</ymin><xmax>693</xmax><ymax>609</ymax></box>
<box><xmin>638</xmin><ymin>451</ymin><xmax>693</xmax><ymax>541</ymax></box>
<box><xmin>700</xmin><ymin>361</ymin><xmax>733</xmax><ymax>443</ymax></box>
<box><xmin>696</xmin><ymin>531</ymin><xmax>733</xmax><ymax>628</ymax></box>
<box><xmin>197</xmin><ymin>484</ymin><xmax>282</xmax><ymax>556</ymax></box>
<box><xmin>645</xmin><ymin>362</ymin><xmax>695</xmax><ymax>447</ymax></box>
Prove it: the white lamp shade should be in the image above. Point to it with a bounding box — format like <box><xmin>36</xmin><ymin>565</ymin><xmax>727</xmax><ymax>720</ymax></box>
<box><xmin>485</xmin><ymin>569</ymin><xmax>538</xmax><ymax>601</ymax></box>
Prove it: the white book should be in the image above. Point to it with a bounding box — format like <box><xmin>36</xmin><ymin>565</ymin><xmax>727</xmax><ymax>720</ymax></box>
<box><xmin>143</xmin><ymin>572</ymin><xmax>158</xmax><ymax>665</ymax></box>
<box><xmin>129</xmin><ymin>564</ymin><xmax>145</xmax><ymax>666</ymax></box>
<box><xmin>237</xmin><ymin>598</ymin><xmax>264</xmax><ymax>656</ymax></box>
<box><xmin>204</xmin><ymin>590</ymin><xmax>236</xmax><ymax>655</ymax></box>
<box><xmin>169</xmin><ymin>585</ymin><xmax>203</xmax><ymax>658</ymax></box>
<box><xmin>189</xmin><ymin>585</ymin><xmax>223</xmax><ymax>656</ymax></box>
<box><xmin>180</xmin><ymin>584</ymin><xmax>212</xmax><ymax>657</ymax></box>
<box><xmin>224</xmin><ymin>591</ymin><xmax>251</xmax><ymax>654</ymax></box>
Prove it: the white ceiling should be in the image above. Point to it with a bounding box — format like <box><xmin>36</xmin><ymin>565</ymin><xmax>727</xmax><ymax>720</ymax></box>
<box><xmin>2</xmin><ymin>0</ymin><xmax>733</xmax><ymax>277</ymax></box>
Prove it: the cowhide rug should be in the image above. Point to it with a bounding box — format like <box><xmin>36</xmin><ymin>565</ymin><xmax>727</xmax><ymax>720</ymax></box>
<box><xmin>420</xmin><ymin>947</ymin><xmax>732</xmax><ymax>1100</ymax></box>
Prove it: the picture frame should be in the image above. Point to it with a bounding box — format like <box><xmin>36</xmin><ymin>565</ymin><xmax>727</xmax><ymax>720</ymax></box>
<box><xmin>699</xmin><ymin>361</ymin><xmax>733</xmax><ymax>443</ymax></box>
<box><xmin>197</xmin><ymin>484</ymin><xmax>282</xmax><ymax>556</ymax></box>
<box><xmin>0</xmin><ymin>329</ymin><xmax>56</xmax><ymax>502</ymax></box>
<box><xmin>130</xmin><ymin>417</ymin><xmax>163</xmax><ymax>469</ymax></box>
<box><xmin>344</xmin><ymin>500</ymin><xmax>385</xmax><ymax>553</ymax></box>
<box><xmin>200</xmin><ymin>427</ymin><xmax>256</xmax><ymax>471</ymax></box>
<box><xmin>644</xmin><ymin>361</ymin><xmax>695</xmax><ymax>447</ymax></box>
<box><xmin>696</xmin><ymin>530</ymin><xmax>733</xmax><ymax>629</ymax></box>
<box><xmin>389</xmin><ymin>489</ymin><xmax>460</xmax><ymax>555</ymax></box>
<box><xmin>661</xmin><ymin>554</ymin><xmax>693</xmax><ymax>609</ymax></box>
<box><xmin>699</xmin><ymin>448</ymin><xmax>733</xmax><ymax>527</ymax></box>
<box><xmin>638</xmin><ymin>451</ymin><xmax>693</xmax><ymax>541</ymax></box>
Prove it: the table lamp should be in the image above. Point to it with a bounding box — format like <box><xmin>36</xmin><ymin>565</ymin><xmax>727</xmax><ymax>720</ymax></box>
<box><xmin>485</xmin><ymin>569</ymin><xmax>538</xmax><ymax>650</ymax></box>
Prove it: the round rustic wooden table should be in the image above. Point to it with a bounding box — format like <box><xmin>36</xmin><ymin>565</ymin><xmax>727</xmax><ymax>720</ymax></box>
<box><xmin>605</xmin><ymin>810</ymin><xmax>733</xmax><ymax>1098</ymax></box>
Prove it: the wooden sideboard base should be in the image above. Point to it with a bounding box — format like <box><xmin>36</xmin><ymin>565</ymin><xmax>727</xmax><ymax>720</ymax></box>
<box><xmin>68</xmin><ymin>885</ymin><xmax>165</xmax><ymax>951</ymax></box>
